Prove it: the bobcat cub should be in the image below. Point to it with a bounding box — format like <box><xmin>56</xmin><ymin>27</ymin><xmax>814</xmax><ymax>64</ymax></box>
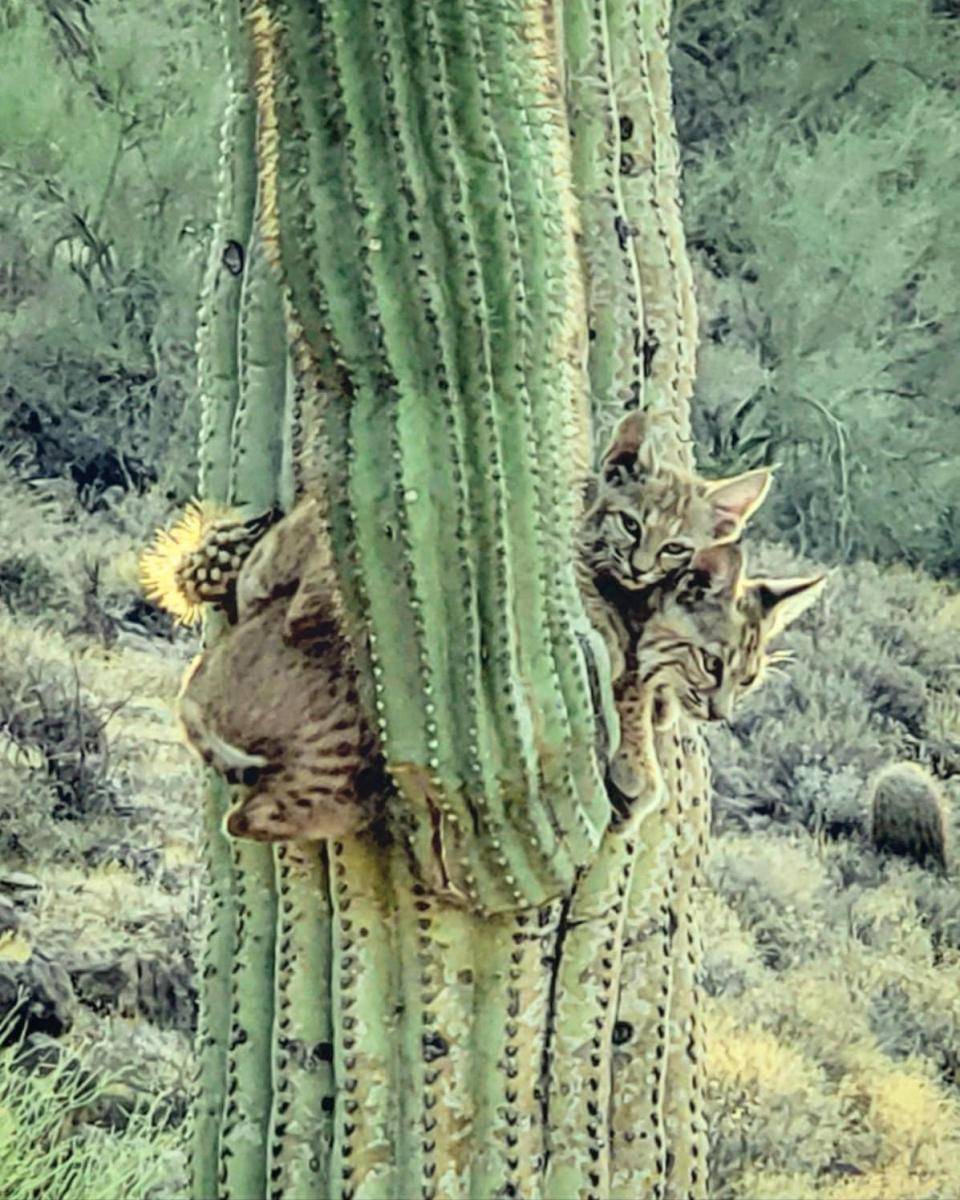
<box><xmin>579</xmin><ymin>409</ymin><xmax>772</xmax><ymax>682</ymax></box>
<box><xmin>632</xmin><ymin>541</ymin><xmax>825</xmax><ymax>725</ymax></box>
<box><xmin>176</xmin><ymin>498</ymin><xmax>380</xmax><ymax>842</ymax></box>
<box><xmin>607</xmin><ymin>542</ymin><xmax>824</xmax><ymax>801</ymax></box>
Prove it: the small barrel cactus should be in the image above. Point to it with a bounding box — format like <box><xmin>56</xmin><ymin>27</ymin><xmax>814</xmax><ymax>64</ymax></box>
<box><xmin>869</xmin><ymin>761</ymin><xmax>949</xmax><ymax>872</ymax></box>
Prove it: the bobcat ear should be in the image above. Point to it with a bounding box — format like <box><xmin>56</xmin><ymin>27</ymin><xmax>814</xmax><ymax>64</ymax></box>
<box><xmin>752</xmin><ymin>574</ymin><xmax>826</xmax><ymax>639</ymax></box>
<box><xmin>702</xmin><ymin>468</ymin><xmax>773</xmax><ymax>540</ymax></box>
<box><xmin>690</xmin><ymin>542</ymin><xmax>743</xmax><ymax>595</ymax></box>
<box><xmin>581</xmin><ymin>475</ymin><xmax>600</xmax><ymax>510</ymax></box>
<box><xmin>599</xmin><ymin>410</ymin><xmax>653</xmax><ymax>483</ymax></box>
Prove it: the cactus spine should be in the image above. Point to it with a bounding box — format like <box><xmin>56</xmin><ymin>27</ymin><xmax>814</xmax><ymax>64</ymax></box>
<box><xmin>190</xmin><ymin>1</ymin><xmax>709</xmax><ymax>1197</ymax></box>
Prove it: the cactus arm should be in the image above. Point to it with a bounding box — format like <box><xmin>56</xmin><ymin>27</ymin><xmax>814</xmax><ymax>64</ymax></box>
<box><xmin>196</xmin><ymin>0</ymin><xmax>257</xmax><ymax>504</ymax></box>
<box><xmin>609</xmin><ymin>798</ymin><xmax>674</xmax><ymax>1198</ymax></box>
<box><xmin>543</xmin><ymin>844</ymin><xmax>631</xmax><ymax>1199</ymax></box>
<box><xmin>477</xmin><ymin>2</ymin><xmax>608</xmax><ymax>864</ymax></box>
<box><xmin>268</xmin><ymin>843</ymin><xmax>333</xmax><ymax>1200</ymax></box>
<box><xmin>437</xmin><ymin>0</ymin><xmax>591</xmax><ymax>883</ymax></box>
<box><xmin>250</xmin><ymin>0</ymin><xmax>610</xmax><ymax>912</ymax></box>
<box><xmin>393</xmin><ymin>870</ymin><xmax>477</xmax><ymax>1199</ymax></box>
<box><xmin>327</xmin><ymin>837</ymin><xmax>399</xmax><ymax>1199</ymax></box>
<box><xmin>563</xmin><ymin>0</ymin><xmax>647</xmax><ymax>450</ymax></box>
<box><xmin>191</xmin><ymin>5</ymin><xmax>274</xmax><ymax>1195</ymax></box>
<box><xmin>229</xmin><ymin>224</ymin><xmax>286</xmax><ymax>509</ymax></box>
<box><xmin>259</xmin><ymin>0</ymin><xmax>524</xmax><ymax>913</ymax></box>
<box><xmin>375</xmin><ymin>0</ymin><xmax>552</xmax><ymax>906</ymax></box>
<box><xmin>218</xmin><ymin>842</ymin><xmax>278</xmax><ymax>1200</ymax></box>
<box><xmin>606</xmin><ymin>0</ymin><xmax>697</xmax><ymax>464</ymax></box>
<box><xmin>192</xmin><ymin>765</ymin><xmax>238</xmax><ymax>1200</ymax></box>
<box><xmin>656</xmin><ymin>717</ymin><xmax>710</xmax><ymax>1200</ymax></box>
<box><xmin>468</xmin><ymin>906</ymin><xmax>561</xmax><ymax>1200</ymax></box>
<box><xmin>603</xmin><ymin>704</ymin><xmax>711</xmax><ymax>1200</ymax></box>
<box><xmin>544</xmin><ymin>679</ymin><xmax>662</xmax><ymax>1199</ymax></box>
<box><xmin>214</xmin><ymin>124</ymin><xmax>293</xmax><ymax>1198</ymax></box>
<box><xmin>605</xmin><ymin>681</ymin><xmax>679</xmax><ymax>1200</ymax></box>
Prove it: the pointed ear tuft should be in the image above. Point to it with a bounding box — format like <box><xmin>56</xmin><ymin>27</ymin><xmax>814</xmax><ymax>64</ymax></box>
<box><xmin>752</xmin><ymin>574</ymin><xmax>826</xmax><ymax>639</ymax></box>
<box><xmin>690</xmin><ymin>542</ymin><xmax>743</xmax><ymax>594</ymax></box>
<box><xmin>599</xmin><ymin>410</ymin><xmax>651</xmax><ymax>483</ymax></box>
<box><xmin>581</xmin><ymin>475</ymin><xmax>600</xmax><ymax>511</ymax></box>
<box><xmin>703</xmin><ymin>468</ymin><xmax>773</xmax><ymax>540</ymax></box>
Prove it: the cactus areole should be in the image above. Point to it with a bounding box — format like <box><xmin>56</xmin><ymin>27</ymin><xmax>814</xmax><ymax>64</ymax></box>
<box><xmin>191</xmin><ymin>1</ymin><xmax>707</xmax><ymax>1198</ymax></box>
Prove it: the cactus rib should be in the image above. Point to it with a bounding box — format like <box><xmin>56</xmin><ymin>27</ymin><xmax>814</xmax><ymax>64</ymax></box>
<box><xmin>608</xmin><ymin>0</ymin><xmax>697</xmax><ymax>464</ymax></box>
<box><xmin>564</xmin><ymin>0</ymin><xmax>647</xmax><ymax>453</ymax></box>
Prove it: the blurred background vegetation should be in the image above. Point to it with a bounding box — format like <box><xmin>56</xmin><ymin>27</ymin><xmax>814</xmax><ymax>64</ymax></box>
<box><xmin>0</xmin><ymin>0</ymin><xmax>222</xmax><ymax>508</ymax></box>
<box><xmin>672</xmin><ymin>0</ymin><xmax>960</xmax><ymax>573</ymax></box>
<box><xmin>0</xmin><ymin>2</ymin><xmax>957</xmax><ymax>1198</ymax></box>
<box><xmin>1</xmin><ymin>1</ymin><xmax>957</xmax><ymax>568</ymax></box>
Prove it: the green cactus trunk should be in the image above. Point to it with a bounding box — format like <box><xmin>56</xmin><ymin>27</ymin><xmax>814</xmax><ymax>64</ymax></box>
<box><xmin>190</xmin><ymin>2</ymin><xmax>706</xmax><ymax>1198</ymax></box>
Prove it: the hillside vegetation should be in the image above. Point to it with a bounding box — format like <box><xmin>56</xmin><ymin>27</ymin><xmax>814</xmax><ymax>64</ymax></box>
<box><xmin>0</xmin><ymin>1</ymin><xmax>956</xmax><ymax>1196</ymax></box>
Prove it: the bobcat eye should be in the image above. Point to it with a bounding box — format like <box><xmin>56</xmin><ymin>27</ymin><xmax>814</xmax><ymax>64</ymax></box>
<box><xmin>703</xmin><ymin>653</ymin><xmax>723</xmax><ymax>680</ymax></box>
<box><xmin>659</xmin><ymin>542</ymin><xmax>690</xmax><ymax>559</ymax></box>
<box><xmin>618</xmin><ymin>512</ymin><xmax>642</xmax><ymax>538</ymax></box>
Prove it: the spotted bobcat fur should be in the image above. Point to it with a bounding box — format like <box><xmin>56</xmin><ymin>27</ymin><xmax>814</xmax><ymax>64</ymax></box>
<box><xmin>579</xmin><ymin>409</ymin><xmax>771</xmax><ymax>683</ymax></box>
<box><xmin>177</xmin><ymin>497</ymin><xmax>382</xmax><ymax>842</ymax></box>
<box><xmin>609</xmin><ymin>542</ymin><xmax>824</xmax><ymax>802</ymax></box>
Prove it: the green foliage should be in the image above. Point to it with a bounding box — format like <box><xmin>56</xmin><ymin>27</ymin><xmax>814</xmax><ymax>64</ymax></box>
<box><xmin>671</xmin><ymin>0</ymin><xmax>960</xmax><ymax>571</ymax></box>
<box><xmin>0</xmin><ymin>554</ymin><xmax>59</xmax><ymax>616</ymax></box>
<box><xmin>0</xmin><ymin>1</ymin><xmax>223</xmax><ymax>504</ymax></box>
<box><xmin>0</xmin><ymin>651</ymin><xmax>120</xmax><ymax>819</ymax></box>
<box><xmin>708</xmin><ymin>542</ymin><xmax>960</xmax><ymax>840</ymax></box>
<box><xmin>0</xmin><ymin>1009</ymin><xmax>184</xmax><ymax>1200</ymax></box>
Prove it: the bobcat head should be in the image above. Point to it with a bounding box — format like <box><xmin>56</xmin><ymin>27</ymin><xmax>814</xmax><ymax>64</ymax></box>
<box><xmin>635</xmin><ymin>542</ymin><xmax>825</xmax><ymax>722</ymax></box>
<box><xmin>580</xmin><ymin>409</ymin><xmax>772</xmax><ymax>593</ymax></box>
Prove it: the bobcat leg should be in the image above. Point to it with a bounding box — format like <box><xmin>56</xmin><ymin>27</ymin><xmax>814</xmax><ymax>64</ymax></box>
<box><xmin>236</xmin><ymin>497</ymin><xmax>324</xmax><ymax>620</ymax></box>
<box><xmin>608</xmin><ymin>678</ymin><xmax>664</xmax><ymax>817</ymax></box>
<box><xmin>235</xmin><ymin>496</ymin><xmax>344</xmax><ymax>645</ymax></box>
<box><xmin>177</xmin><ymin>694</ymin><xmax>268</xmax><ymax>779</ymax></box>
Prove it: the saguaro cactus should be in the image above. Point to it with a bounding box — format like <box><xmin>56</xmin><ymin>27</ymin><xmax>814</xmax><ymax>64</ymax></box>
<box><xmin>187</xmin><ymin>1</ymin><xmax>708</xmax><ymax>1198</ymax></box>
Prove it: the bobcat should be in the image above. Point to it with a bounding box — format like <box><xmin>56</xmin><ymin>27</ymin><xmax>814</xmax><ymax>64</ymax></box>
<box><xmin>579</xmin><ymin>409</ymin><xmax>772</xmax><ymax>682</ymax></box>
<box><xmin>176</xmin><ymin>497</ymin><xmax>382</xmax><ymax>842</ymax></box>
<box><xmin>607</xmin><ymin>542</ymin><xmax>825</xmax><ymax>801</ymax></box>
<box><xmin>631</xmin><ymin>541</ymin><xmax>825</xmax><ymax>724</ymax></box>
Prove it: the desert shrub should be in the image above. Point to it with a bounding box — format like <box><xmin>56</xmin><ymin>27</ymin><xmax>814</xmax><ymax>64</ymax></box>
<box><xmin>911</xmin><ymin>869</ymin><xmax>960</xmax><ymax>957</ymax></box>
<box><xmin>0</xmin><ymin>1007</ymin><xmax>185</xmax><ymax>1200</ymax></box>
<box><xmin>0</xmin><ymin>657</ymin><xmax>121</xmax><ymax>818</ymax></box>
<box><xmin>671</xmin><ymin>0</ymin><xmax>960</xmax><ymax>573</ymax></box>
<box><xmin>698</xmin><ymin>890</ymin><xmax>767</xmax><ymax>1000</ymax></box>
<box><xmin>0</xmin><ymin>554</ymin><xmax>59</xmax><ymax>616</ymax></box>
<box><xmin>704</xmin><ymin>1006</ymin><xmax>842</xmax><ymax>1194</ymax></box>
<box><xmin>0</xmin><ymin>2</ymin><xmax>223</xmax><ymax>506</ymax></box>
<box><xmin>706</xmin><ymin>836</ymin><xmax>835</xmax><ymax>971</ymax></box>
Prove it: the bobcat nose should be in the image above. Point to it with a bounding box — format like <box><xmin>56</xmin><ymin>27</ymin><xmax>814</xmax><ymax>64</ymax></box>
<box><xmin>708</xmin><ymin>693</ymin><xmax>733</xmax><ymax>722</ymax></box>
<box><xmin>630</xmin><ymin>556</ymin><xmax>656</xmax><ymax>583</ymax></box>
